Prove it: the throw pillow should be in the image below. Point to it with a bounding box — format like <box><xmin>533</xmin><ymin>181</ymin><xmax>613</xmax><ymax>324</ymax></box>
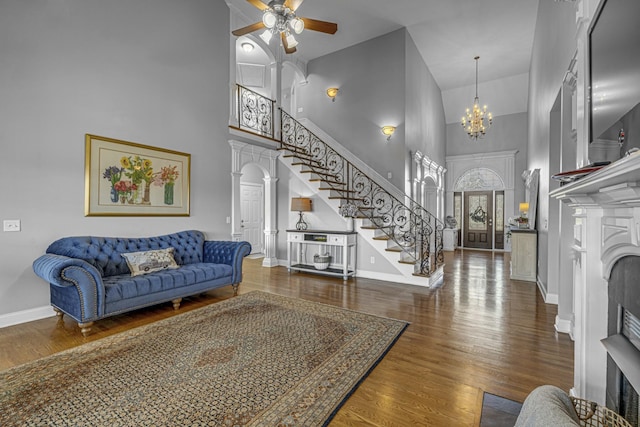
<box><xmin>121</xmin><ymin>247</ymin><xmax>179</xmax><ymax>276</ymax></box>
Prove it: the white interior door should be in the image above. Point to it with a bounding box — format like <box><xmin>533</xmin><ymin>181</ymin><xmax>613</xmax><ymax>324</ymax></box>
<box><xmin>240</xmin><ymin>183</ymin><xmax>263</xmax><ymax>254</ymax></box>
<box><xmin>240</xmin><ymin>184</ymin><xmax>264</xmax><ymax>254</ymax></box>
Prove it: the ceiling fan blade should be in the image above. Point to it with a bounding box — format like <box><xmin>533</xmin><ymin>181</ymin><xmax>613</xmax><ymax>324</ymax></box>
<box><xmin>231</xmin><ymin>21</ymin><xmax>265</xmax><ymax>37</ymax></box>
<box><xmin>284</xmin><ymin>0</ymin><xmax>304</xmax><ymax>11</ymax></box>
<box><xmin>281</xmin><ymin>32</ymin><xmax>297</xmax><ymax>54</ymax></box>
<box><xmin>300</xmin><ymin>17</ymin><xmax>338</xmax><ymax>34</ymax></box>
<box><xmin>246</xmin><ymin>0</ymin><xmax>269</xmax><ymax>11</ymax></box>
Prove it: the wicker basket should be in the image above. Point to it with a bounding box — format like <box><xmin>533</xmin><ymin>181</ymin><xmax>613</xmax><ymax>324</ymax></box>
<box><xmin>570</xmin><ymin>397</ymin><xmax>633</xmax><ymax>427</ymax></box>
<box><xmin>313</xmin><ymin>254</ymin><xmax>331</xmax><ymax>270</ymax></box>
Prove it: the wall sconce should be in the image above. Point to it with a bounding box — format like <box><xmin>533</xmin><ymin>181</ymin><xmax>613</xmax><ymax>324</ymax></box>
<box><xmin>326</xmin><ymin>87</ymin><xmax>339</xmax><ymax>102</ymax></box>
<box><xmin>291</xmin><ymin>197</ymin><xmax>313</xmax><ymax>230</ymax></box>
<box><xmin>381</xmin><ymin>126</ymin><xmax>396</xmax><ymax>141</ymax></box>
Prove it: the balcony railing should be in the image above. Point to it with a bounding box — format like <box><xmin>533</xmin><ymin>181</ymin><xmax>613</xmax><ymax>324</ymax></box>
<box><xmin>235</xmin><ymin>84</ymin><xmax>275</xmax><ymax>139</ymax></box>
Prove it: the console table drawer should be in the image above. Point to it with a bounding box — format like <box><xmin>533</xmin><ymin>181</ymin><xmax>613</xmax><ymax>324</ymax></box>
<box><xmin>329</xmin><ymin>235</ymin><xmax>345</xmax><ymax>244</ymax></box>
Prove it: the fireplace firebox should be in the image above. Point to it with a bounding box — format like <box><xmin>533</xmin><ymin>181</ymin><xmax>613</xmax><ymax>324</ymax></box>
<box><xmin>604</xmin><ymin>256</ymin><xmax>640</xmax><ymax>427</ymax></box>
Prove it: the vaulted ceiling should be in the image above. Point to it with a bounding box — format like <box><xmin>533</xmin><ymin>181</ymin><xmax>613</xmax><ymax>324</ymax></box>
<box><xmin>229</xmin><ymin>0</ymin><xmax>543</xmax><ymax>123</ymax></box>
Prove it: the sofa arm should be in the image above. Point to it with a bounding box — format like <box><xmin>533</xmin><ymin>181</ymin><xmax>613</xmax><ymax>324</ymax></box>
<box><xmin>203</xmin><ymin>241</ymin><xmax>251</xmax><ymax>283</ymax></box>
<box><xmin>33</xmin><ymin>254</ymin><xmax>105</xmax><ymax>321</ymax></box>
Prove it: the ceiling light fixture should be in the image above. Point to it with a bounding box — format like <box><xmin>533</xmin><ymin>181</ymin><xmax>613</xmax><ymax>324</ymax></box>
<box><xmin>259</xmin><ymin>2</ymin><xmax>303</xmax><ymax>52</ymax></box>
<box><xmin>461</xmin><ymin>56</ymin><xmax>492</xmax><ymax>140</ymax></box>
<box><xmin>289</xmin><ymin>17</ymin><xmax>304</xmax><ymax>34</ymax></box>
<box><xmin>262</xmin><ymin>10</ymin><xmax>277</xmax><ymax>28</ymax></box>
<box><xmin>241</xmin><ymin>42</ymin><xmax>254</xmax><ymax>52</ymax></box>
<box><xmin>259</xmin><ymin>29</ymin><xmax>273</xmax><ymax>44</ymax></box>
<box><xmin>285</xmin><ymin>32</ymin><xmax>298</xmax><ymax>48</ymax></box>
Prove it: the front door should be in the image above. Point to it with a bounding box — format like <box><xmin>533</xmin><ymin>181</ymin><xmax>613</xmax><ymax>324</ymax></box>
<box><xmin>464</xmin><ymin>191</ymin><xmax>493</xmax><ymax>249</ymax></box>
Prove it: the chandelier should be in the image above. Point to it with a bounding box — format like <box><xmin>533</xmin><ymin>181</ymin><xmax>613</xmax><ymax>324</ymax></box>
<box><xmin>461</xmin><ymin>56</ymin><xmax>492</xmax><ymax>140</ymax></box>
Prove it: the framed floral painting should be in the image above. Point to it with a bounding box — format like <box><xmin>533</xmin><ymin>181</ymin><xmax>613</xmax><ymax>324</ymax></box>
<box><xmin>85</xmin><ymin>134</ymin><xmax>190</xmax><ymax>216</ymax></box>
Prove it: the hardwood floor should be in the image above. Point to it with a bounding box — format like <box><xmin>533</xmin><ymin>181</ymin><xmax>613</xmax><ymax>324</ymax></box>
<box><xmin>0</xmin><ymin>249</ymin><xmax>573</xmax><ymax>426</ymax></box>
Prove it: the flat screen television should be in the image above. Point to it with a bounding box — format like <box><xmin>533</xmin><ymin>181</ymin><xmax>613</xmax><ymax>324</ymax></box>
<box><xmin>589</xmin><ymin>0</ymin><xmax>640</xmax><ymax>148</ymax></box>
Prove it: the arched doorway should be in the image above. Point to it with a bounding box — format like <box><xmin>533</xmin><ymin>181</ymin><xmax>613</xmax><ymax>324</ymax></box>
<box><xmin>229</xmin><ymin>140</ymin><xmax>280</xmax><ymax>267</ymax></box>
<box><xmin>446</xmin><ymin>150</ymin><xmax>518</xmax><ymax>251</ymax></box>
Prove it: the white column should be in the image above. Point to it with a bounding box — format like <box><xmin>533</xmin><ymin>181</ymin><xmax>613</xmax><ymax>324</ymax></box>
<box><xmin>263</xmin><ymin>175</ymin><xmax>279</xmax><ymax>267</ymax></box>
<box><xmin>572</xmin><ymin>205</ymin><xmax>607</xmax><ymax>403</ymax></box>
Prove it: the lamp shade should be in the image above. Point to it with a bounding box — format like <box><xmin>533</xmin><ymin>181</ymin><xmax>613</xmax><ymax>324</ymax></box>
<box><xmin>519</xmin><ymin>202</ymin><xmax>529</xmax><ymax>213</ymax></box>
<box><xmin>291</xmin><ymin>197</ymin><xmax>312</xmax><ymax>212</ymax></box>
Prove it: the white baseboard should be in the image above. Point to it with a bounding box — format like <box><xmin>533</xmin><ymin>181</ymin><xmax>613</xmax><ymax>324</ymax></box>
<box><xmin>555</xmin><ymin>315</ymin><xmax>572</xmax><ymax>335</ymax></box>
<box><xmin>536</xmin><ymin>276</ymin><xmax>558</xmax><ymax>304</ymax></box>
<box><xmin>0</xmin><ymin>305</ymin><xmax>55</xmax><ymax>329</ymax></box>
<box><xmin>356</xmin><ymin>269</ymin><xmax>432</xmax><ymax>287</ymax></box>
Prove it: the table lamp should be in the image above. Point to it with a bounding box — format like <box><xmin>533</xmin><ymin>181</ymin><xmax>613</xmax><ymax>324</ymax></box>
<box><xmin>291</xmin><ymin>197</ymin><xmax>312</xmax><ymax>230</ymax></box>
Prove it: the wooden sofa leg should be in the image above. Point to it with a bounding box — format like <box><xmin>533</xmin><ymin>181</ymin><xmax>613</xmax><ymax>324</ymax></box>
<box><xmin>172</xmin><ymin>298</ymin><xmax>182</xmax><ymax>310</ymax></box>
<box><xmin>78</xmin><ymin>321</ymin><xmax>94</xmax><ymax>335</ymax></box>
<box><xmin>53</xmin><ymin>307</ymin><xmax>64</xmax><ymax>319</ymax></box>
<box><xmin>232</xmin><ymin>283</ymin><xmax>239</xmax><ymax>296</ymax></box>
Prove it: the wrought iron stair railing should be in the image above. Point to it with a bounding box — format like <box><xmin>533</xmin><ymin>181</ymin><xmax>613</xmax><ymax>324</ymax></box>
<box><xmin>235</xmin><ymin>84</ymin><xmax>275</xmax><ymax>139</ymax></box>
<box><xmin>279</xmin><ymin>110</ymin><xmax>444</xmax><ymax>277</ymax></box>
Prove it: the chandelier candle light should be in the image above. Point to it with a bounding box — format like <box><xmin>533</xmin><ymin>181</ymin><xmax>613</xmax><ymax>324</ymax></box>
<box><xmin>461</xmin><ymin>56</ymin><xmax>493</xmax><ymax>140</ymax></box>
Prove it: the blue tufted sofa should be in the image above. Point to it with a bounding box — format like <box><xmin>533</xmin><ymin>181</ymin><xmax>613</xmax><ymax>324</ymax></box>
<box><xmin>32</xmin><ymin>230</ymin><xmax>251</xmax><ymax>334</ymax></box>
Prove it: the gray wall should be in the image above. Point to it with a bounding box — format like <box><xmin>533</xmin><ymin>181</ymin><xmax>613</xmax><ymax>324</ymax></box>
<box><xmin>446</xmin><ymin>112</ymin><xmax>529</xmax><ymax>212</ymax></box>
<box><xmin>405</xmin><ymin>33</ymin><xmax>446</xmax><ymax>167</ymax></box>
<box><xmin>298</xmin><ymin>29</ymin><xmax>408</xmax><ymax>189</ymax></box>
<box><xmin>528</xmin><ymin>0</ymin><xmax>578</xmax><ymax>298</ymax></box>
<box><xmin>0</xmin><ymin>0</ymin><xmax>232</xmax><ymax>317</ymax></box>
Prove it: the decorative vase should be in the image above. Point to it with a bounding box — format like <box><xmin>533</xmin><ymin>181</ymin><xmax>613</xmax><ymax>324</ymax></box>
<box><xmin>110</xmin><ymin>186</ymin><xmax>119</xmax><ymax>203</ymax></box>
<box><xmin>131</xmin><ymin>183</ymin><xmax>143</xmax><ymax>204</ymax></box>
<box><xmin>164</xmin><ymin>182</ymin><xmax>174</xmax><ymax>205</ymax></box>
<box><xmin>142</xmin><ymin>180</ymin><xmax>151</xmax><ymax>205</ymax></box>
<box><xmin>120</xmin><ymin>195</ymin><xmax>126</xmax><ymax>204</ymax></box>
<box><xmin>345</xmin><ymin>217</ymin><xmax>354</xmax><ymax>232</ymax></box>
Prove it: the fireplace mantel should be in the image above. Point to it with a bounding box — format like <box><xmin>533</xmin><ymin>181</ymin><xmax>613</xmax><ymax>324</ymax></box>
<box><xmin>551</xmin><ymin>152</ymin><xmax>640</xmax><ymax>404</ymax></box>
<box><xmin>551</xmin><ymin>152</ymin><xmax>640</xmax><ymax>207</ymax></box>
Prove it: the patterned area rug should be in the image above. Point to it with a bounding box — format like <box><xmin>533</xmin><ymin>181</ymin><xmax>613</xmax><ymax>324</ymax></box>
<box><xmin>0</xmin><ymin>291</ymin><xmax>407</xmax><ymax>426</ymax></box>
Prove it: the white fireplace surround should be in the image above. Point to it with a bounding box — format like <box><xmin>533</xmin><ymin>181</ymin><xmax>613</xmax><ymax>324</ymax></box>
<box><xmin>551</xmin><ymin>151</ymin><xmax>640</xmax><ymax>404</ymax></box>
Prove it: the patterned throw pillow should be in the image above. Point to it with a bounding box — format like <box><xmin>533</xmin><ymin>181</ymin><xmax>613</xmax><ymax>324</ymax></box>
<box><xmin>121</xmin><ymin>248</ymin><xmax>179</xmax><ymax>276</ymax></box>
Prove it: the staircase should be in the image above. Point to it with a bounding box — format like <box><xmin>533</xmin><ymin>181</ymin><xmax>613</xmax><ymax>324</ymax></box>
<box><xmin>232</xmin><ymin>84</ymin><xmax>444</xmax><ymax>286</ymax></box>
<box><xmin>279</xmin><ymin>111</ymin><xmax>444</xmax><ymax>285</ymax></box>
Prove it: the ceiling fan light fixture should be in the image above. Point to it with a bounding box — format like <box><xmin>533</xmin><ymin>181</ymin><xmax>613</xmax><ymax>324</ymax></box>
<box><xmin>259</xmin><ymin>29</ymin><xmax>273</xmax><ymax>43</ymax></box>
<box><xmin>285</xmin><ymin>32</ymin><xmax>298</xmax><ymax>48</ymax></box>
<box><xmin>290</xmin><ymin>17</ymin><xmax>304</xmax><ymax>34</ymax></box>
<box><xmin>262</xmin><ymin>10</ymin><xmax>277</xmax><ymax>28</ymax></box>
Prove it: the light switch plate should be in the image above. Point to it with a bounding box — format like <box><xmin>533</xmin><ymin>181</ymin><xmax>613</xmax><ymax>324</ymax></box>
<box><xmin>3</xmin><ymin>219</ymin><xmax>20</xmax><ymax>232</ymax></box>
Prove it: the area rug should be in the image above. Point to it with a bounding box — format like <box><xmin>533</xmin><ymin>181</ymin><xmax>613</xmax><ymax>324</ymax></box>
<box><xmin>0</xmin><ymin>291</ymin><xmax>408</xmax><ymax>426</ymax></box>
<box><xmin>480</xmin><ymin>392</ymin><xmax>523</xmax><ymax>426</ymax></box>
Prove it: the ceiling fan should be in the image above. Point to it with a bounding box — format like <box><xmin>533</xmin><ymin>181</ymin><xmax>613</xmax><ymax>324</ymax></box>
<box><xmin>232</xmin><ymin>0</ymin><xmax>338</xmax><ymax>54</ymax></box>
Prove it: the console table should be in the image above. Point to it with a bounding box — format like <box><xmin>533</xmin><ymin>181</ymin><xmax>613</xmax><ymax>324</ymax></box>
<box><xmin>286</xmin><ymin>229</ymin><xmax>357</xmax><ymax>280</ymax></box>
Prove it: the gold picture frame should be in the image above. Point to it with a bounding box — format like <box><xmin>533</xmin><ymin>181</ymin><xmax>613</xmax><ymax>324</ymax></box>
<box><xmin>85</xmin><ymin>134</ymin><xmax>190</xmax><ymax>216</ymax></box>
